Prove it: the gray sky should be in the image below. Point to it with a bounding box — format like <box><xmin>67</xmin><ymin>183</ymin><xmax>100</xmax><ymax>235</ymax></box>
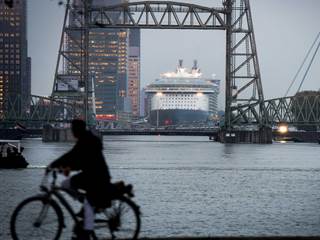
<box><xmin>28</xmin><ymin>0</ymin><xmax>320</xmax><ymax>110</ymax></box>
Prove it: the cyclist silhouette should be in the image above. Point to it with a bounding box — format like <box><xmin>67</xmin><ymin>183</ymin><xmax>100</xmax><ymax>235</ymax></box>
<box><xmin>49</xmin><ymin>119</ymin><xmax>111</xmax><ymax>239</ymax></box>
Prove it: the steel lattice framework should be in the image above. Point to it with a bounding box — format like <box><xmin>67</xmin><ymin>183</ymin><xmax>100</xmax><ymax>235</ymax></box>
<box><xmin>89</xmin><ymin>1</ymin><xmax>226</xmax><ymax>29</ymax></box>
<box><xmin>1</xmin><ymin>94</ymin><xmax>82</xmax><ymax>127</ymax></box>
<box><xmin>264</xmin><ymin>95</ymin><xmax>320</xmax><ymax>126</ymax></box>
<box><xmin>224</xmin><ymin>0</ymin><xmax>266</xmax><ymax>128</ymax></box>
<box><xmin>2</xmin><ymin>93</ymin><xmax>319</xmax><ymax>127</ymax></box>
<box><xmin>52</xmin><ymin>0</ymin><xmax>92</xmax><ymax>124</ymax></box>
<box><xmin>51</xmin><ymin>0</ymin><xmax>267</xmax><ymax>129</ymax></box>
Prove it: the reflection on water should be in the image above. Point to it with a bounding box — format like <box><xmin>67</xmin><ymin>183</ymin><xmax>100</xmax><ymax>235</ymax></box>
<box><xmin>1</xmin><ymin>136</ymin><xmax>320</xmax><ymax>238</ymax></box>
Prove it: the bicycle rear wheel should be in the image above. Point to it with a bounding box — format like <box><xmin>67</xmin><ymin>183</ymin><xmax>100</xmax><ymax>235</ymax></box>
<box><xmin>10</xmin><ymin>196</ymin><xmax>64</xmax><ymax>240</ymax></box>
<box><xmin>94</xmin><ymin>196</ymin><xmax>140</xmax><ymax>239</ymax></box>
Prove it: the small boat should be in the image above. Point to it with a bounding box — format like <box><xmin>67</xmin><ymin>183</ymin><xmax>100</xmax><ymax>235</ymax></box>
<box><xmin>0</xmin><ymin>140</ymin><xmax>28</xmax><ymax>168</ymax></box>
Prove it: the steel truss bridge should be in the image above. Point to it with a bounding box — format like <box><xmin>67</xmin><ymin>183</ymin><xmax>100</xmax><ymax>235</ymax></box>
<box><xmin>2</xmin><ymin>93</ymin><xmax>319</xmax><ymax>128</ymax></box>
<box><xmin>0</xmin><ymin>94</ymin><xmax>82</xmax><ymax>128</ymax></box>
<box><xmin>264</xmin><ymin>96</ymin><xmax>320</xmax><ymax>127</ymax></box>
<box><xmin>1</xmin><ymin>1</ymin><xmax>319</xmax><ymax>129</ymax></box>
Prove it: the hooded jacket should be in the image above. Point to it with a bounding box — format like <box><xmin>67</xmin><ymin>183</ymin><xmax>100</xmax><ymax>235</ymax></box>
<box><xmin>50</xmin><ymin>130</ymin><xmax>111</xmax><ymax>207</ymax></box>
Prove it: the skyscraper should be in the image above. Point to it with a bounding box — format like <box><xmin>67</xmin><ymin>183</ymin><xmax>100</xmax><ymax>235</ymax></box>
<box><xmin>53</xmin><ymin>0</ymin><xmax>140</xmax><ymax>125</ymax></box>
<box><xmin>89</xmin><ymin>27</ymin><xmax>128</xmax><ymax>122</ymax></box>
<box><xmin>128</xmin><ymin>29</ymin><xmax>141</xmax><ymax>119</ymax></box>
<box><xmin>0</xmin><ymin>0</ymin><xmax>31</xmax><ymax>118</ymax></box>
<box><xmin>67</xmin><ymin>0</ymin><xmax>140</xmax><ymax>124</ymax></box>
<box><xmin>80</xmin><ymin>0</ymin><xmax>128</xmax><ymax>122</ymax></box>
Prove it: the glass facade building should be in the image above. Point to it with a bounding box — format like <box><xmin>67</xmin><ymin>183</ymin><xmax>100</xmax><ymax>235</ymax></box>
<box><xmin>0</xmin><ymin>0</ymin><xmax>30</xmax><ymax>118</ymax></box>
<box><xmin>68</xmin><ymin>0</ymin><xmax>140</xmax><ymax>123</ymax></box>
<box><xmin>128</xmin><ymin>29</ymin><xmax>140</xmax><ymax>118</ymax></box>
<box><xmin>89</xmin><ymin>28</ymin><xmax>128</xmax><ymax>121</ymax></box>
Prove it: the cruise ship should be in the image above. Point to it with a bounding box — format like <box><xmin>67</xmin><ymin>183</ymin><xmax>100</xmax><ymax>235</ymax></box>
<box><xmin>145</xmin><ymin>60</ymin><xmax>220</xmax><ymax>126</ymax></box>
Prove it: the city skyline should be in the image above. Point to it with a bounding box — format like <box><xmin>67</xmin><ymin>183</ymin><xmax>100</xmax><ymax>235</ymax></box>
<box><xmin>28</xmin><ymin>0</ymin><xmax>320</xmax><ymax>110</ymax></box>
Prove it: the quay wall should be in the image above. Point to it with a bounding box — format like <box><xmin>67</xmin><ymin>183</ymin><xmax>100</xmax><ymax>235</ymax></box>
<box><xmin>273</xmin><ymin>131</ymin><xmax>320</xmax><ymax>143</ymax></box>
<box><xmin>1</xmin><ymin>128</ymin><xmax>319</xmax><ymax>144</ymax></box>
<box><xmin>42</xmin><ymin>127</ymin><xmax>74</xmax><ymax>142</ymax></box>
<box><xmin>219</xmin><ymin>128</ymin><xmax>273</xmax><ymax>144</ymax></box>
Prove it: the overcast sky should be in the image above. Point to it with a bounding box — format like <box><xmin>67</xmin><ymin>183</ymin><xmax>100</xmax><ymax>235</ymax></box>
<box><xmin>27</xmin><ymin>0</ymin><xmax>320</xmax><ymax>110</ymax></box>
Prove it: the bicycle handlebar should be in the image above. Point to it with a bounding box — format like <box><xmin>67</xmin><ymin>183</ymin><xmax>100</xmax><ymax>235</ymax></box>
<box><xmin>40</xmin><ymin>167</ymin><xmax>59</xmax><ymax>191</ymax></box>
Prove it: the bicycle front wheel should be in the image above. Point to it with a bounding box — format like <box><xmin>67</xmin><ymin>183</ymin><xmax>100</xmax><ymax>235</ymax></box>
<box><xmin>10</xmin><ymin>196</ymin><xmax>64</xmax><ymax>240</ymax></box>
<box><xmin>94</xmin><ymin>196</ymin><xmax>141</xmax><ymax>239</ymax></box>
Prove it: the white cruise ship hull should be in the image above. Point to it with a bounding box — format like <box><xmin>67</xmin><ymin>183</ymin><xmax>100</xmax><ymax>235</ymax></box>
<box><xmin>150</xmin><ymin>109</ymin><xmax>209</xmax><ymax>126</ymax></box>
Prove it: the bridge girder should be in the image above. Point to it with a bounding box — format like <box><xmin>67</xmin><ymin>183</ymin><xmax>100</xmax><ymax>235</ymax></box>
<box><xmin>89</xmin><ymin>1</ymin><xmax>226</xmax><ymax>29</ymax></box>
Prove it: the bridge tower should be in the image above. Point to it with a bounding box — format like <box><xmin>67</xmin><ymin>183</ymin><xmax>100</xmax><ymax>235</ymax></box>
<box><xmin>224</xmin><ymin>0</ymin><xmax>267</xmax><ymax>130</ymax></box>
<box><xmin>51</xmin><ymin>0</ymin><xmax>94</xmax><ymax>126</ymax></box>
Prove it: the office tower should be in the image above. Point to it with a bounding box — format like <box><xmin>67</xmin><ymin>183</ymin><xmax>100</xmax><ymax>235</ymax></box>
<box><xmin>87</xmin><ymin>0</ymin><xmax>128</xmax><ymax>122</ymax></box>
<box><xmin>0</xmin><ymin>0</ymin><xmax>31</xmax><ymax>118</ymax></box>
<box><xmin>128</xmin><ymin>29</ymin><xmax>140</xmax><ymax>119</ymax></box>
<box><xmin>65</xmin><ymin>0</ymin><xmax>129</xmax><ymax>123</ymax></box>
<box><xmin>53</xmin><ymin>0</ymin><xmax>141</xmax><ymax>125</ymax></box>
<box><xmin>89</xmin><ymin>27</ymin><xmax>128</xmax><ymax>122</ymax></box>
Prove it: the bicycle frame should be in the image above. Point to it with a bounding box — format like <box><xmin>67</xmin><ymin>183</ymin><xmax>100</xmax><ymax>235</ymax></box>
<box><xmin>11</xmin><ymin>169</ymin><xmax>141</xmax><ymax>240</ymax></box>
<box><xmin>39</xmin><ymin>170</ymin><xmax>85</xmax><ymax>227</ymax></box>
<box><xmin>52</xmin><ymin>188</ymin><xmax>81</xmax><ymax>223</ymax></box>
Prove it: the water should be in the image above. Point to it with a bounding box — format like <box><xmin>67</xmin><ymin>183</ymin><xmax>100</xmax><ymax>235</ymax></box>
<box><xmin>1</xmin><ymin>136</ymin><xmax>320</xmax><ymax>239</ymax></box>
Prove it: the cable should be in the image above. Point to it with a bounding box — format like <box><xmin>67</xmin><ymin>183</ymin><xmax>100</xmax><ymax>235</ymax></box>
<box><xmin>296</xmin><ymin>38</ymin><xmax>320</xmax><ymax>93</ymax></box>
<box><xmin>284</xmin><ymin>31</ymin><xmax>320</xmax><ymax>97</ymax></box>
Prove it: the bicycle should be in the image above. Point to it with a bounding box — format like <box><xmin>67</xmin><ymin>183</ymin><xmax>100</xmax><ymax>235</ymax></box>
<box><xmin>10</xmin><ymin>168</ymin><xmax>141</xmax><ymax>240</ymax></box>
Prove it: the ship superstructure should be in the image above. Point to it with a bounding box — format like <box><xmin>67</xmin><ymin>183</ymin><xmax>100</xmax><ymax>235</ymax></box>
<box><xmin>145</xmin><ymin>60</ymin><xmax>220</xmax><ymax>126</ymax></box>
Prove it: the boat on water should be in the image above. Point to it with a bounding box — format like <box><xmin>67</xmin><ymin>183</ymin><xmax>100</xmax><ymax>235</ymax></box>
<box><xmin>0</xmin><ymin>140</ymin><xmax>28</xmax><ymax>168</ymax></box>
<box><xmin>145</xmin><ymin>60</ymin><xmax>220</xmax><ymax>126</ymax></box>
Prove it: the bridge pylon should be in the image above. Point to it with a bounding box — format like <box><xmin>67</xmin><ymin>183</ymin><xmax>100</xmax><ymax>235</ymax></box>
<box><xmin>51</xmin><ymin>0</ymin><xmax>95</xmax><ymax>127</ymax></box>
<box><xmin>224</xmin><ymin>0</ymin><xmax>267</xmax><ymax>129</ymax></box>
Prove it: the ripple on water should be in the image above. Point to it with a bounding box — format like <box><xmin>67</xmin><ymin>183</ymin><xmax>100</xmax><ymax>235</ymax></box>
<box><xmin>1</xmin><ymin>136</ymin><xmax>320</xmax><ymax>237</ymax></box>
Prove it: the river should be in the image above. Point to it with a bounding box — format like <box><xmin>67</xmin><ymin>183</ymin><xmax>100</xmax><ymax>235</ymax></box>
<box><xmin>1</xmin><ymin>136</ymin><xmax>320</xmax><ymax>239</ymax></box>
